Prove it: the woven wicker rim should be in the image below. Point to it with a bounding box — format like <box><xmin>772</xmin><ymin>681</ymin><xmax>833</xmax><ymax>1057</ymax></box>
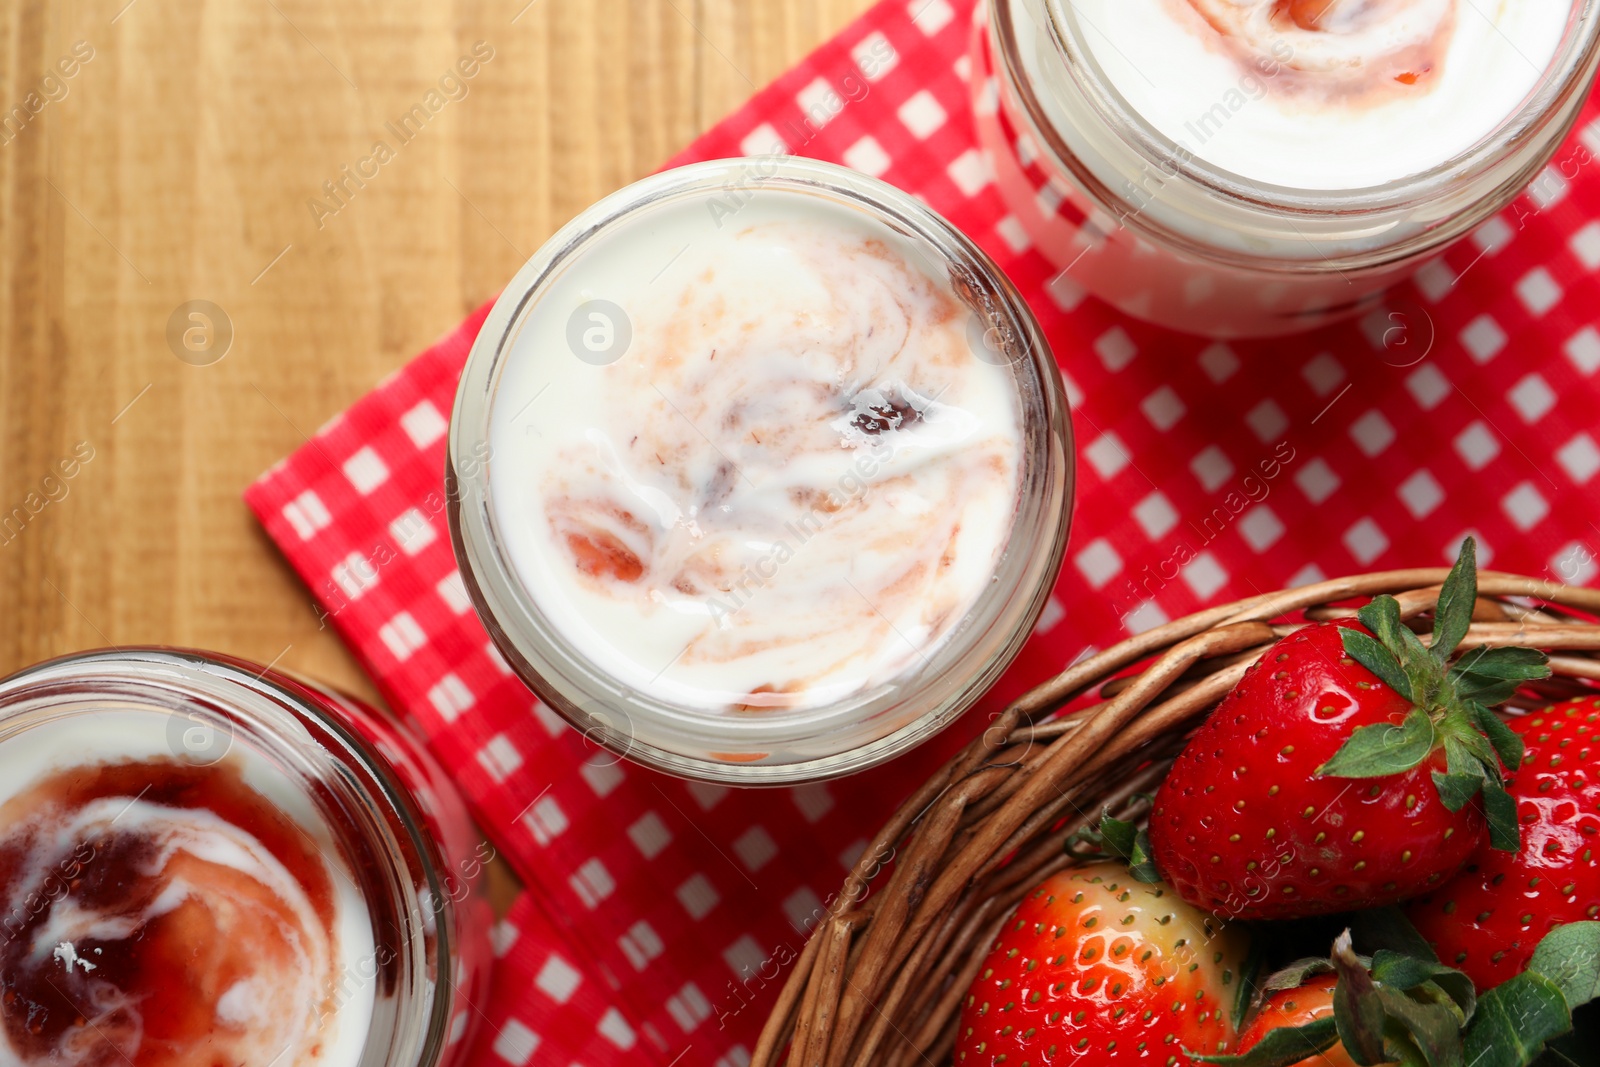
<box><xmin>753</xmin><ymin>567</ymin><xmax>1600</xmax><ymax>1067</ymax></box>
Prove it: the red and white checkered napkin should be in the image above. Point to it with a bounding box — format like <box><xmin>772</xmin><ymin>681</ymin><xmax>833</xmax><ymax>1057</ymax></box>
<box><xmin>246</xmin><ymin>0</ymin><xmax>1600</xmax><ymax>1062</ymax></box>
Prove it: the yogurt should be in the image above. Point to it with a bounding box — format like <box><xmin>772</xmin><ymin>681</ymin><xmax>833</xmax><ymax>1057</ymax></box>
<box><xmin>0</xmin><ymin>710</ymin><xmax>375</xmax><ymax>1067</ymax></box>
<box><xmin>1066</xmin><ymin>0</ymin><xmax>1573</xmax><ymax>189</ymax></box>
<box><xmin>488</xmin><ymin>190</ymin><xmax>1025</xmax><ymax>713</ymax></box>
<box><xmin>979</xmin><ymin>0</ymin><xmax>1595</xmax><ymax>334</ymax></box>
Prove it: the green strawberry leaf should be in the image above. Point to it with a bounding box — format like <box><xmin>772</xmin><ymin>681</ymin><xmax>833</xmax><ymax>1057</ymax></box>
<box><xmin>1311</xmin><ymin>919</ymin><xmax>1591</xmax><ymax>1067</ymax></box>
<box><xmin>1374</xmin><ymin>985</ymin><xmax>1466</xmax><ymax>1067</ymax></box>
<box><xmin>1450</xmin><ymin>645</ymin><xmax>1550</xmax><ymax>679</ymax></box>
<box><xmin>1341</xmin><ymin>627</ymin><xmax>1416</xmax><ymax>702</ymax></box>
<box><xmin>1453</xmin><ymin>675</ymin><xmax>1522</xmax><ymax>707</ymax></box>
<box><xmin>1413</xmin><ymin>979</ymin><xmax>1473</xmax><ymax>1030</ymax></box>
<box><xmin>1432</xmin><ymin>735</ymin><xmax>1491</xmax><ymax>812</ymax></box>
<box><xmin>1371</xmin><ymin>951</ymin><xmax>1477</xmax><ymax>1022</ymax></box>
<box><xmin>1324</xmin><ymin>925</ymin><xmax>1474</xmax><ymax>1067</ymax></box>
<box><xmin>1356</xmin><ymin>593</ymin><xmax>1398</xmax><ymax>632</ymax></box>
<box><xmin>1468</xmin><ymin>702</ymin><xmax>1526</xmax><ymax>772</ymax></box>
<box><xmin>1352</xmin><ymin>908</ymin><xmax>1441</xmax><ymax>965</ymax></box>
<box><xmin>1433</xmin><ymin>729</ymin><xmax>1521</xmax><ymax>851</ymax></box>
<box><xmin>1451</xmin><ymin>647</ymin><xmax>1550</xmax><ymax>705</ymax></box>
<box><xmin>1334</xmin><ymin>931</ymin><xmax>1391</xmax><ymax>1066</ymax></box>
<box><xmin>1386</xmin><ymin>1035</ymin><xmax>1431</xmax><ymax>1067</ymax></box>
<box><xmin>1463</xmin><ymin>973</ymin><xmax>1573</xmax><ymax>1067</ymax></box>
<box><xmin>1261</xmin><ymin>956</ymin><xmax>1338</xmax><ymax>995</ymax></box>
<box><xmin>1235</xmin><ymin>937</ymin><xmax>1271</xmax><ymax>1032</ymax></box>
<box><xmin>1481</xmin><ymin>772</ymin><xmax>1521</xmax><ymax>853</ymax></box>
<box><xmin>1359</xmin><ymin>595</ymin><xmax>1440</xmax><ymax>705</ymax></box>
<box><xmin>1526</xmin><ymin>922</ymin><xmax>1600</xmax><ymax>1010</ymax></box>
<box><xmin>1310</xmin><ymin>540</ymin><xmax>1535</xmax><ymax>833</ymax></box>
<box><xmin>1188</xmin><ymin>1018</ymin><xmax>1340</xmax><ymax>1067</ymax></box>
<box><xmin>1431</xmin><ymin>539</ymin><xmax>1477</xmax><ymax>663</ymax></box>
<box><xmin>1095</xmin><ymin>812</ymin><xmax>1163</xmax><ymax>883</ymax></box>
<box><xmin>1453</xmin><ymin>726</ymin><xmax>1502</xmax><ymax>774</ymax></box>
<box><xmin>1319</xmin><ymin>708</ymin><xmax>1436</xmax><ymax>779</ymax></box>
<box><xmin>1062</xmin><ymin>824</ymin><xmax>1101</xmax><ymax>854</ymax></box>
<box><xmin>1356</xmin><ymin>594</ymin><xmax>1410</xmax><ymax>654</ymax></box>
<box><xmin>1432</xmin><ymin>769</ymin><xmax>1483</xmax><ymax>812</ymax></box>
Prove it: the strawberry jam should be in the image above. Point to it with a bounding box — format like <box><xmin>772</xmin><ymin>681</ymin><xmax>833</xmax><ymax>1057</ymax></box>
<box><xmin>0</xmin><ymin>756</ymin><xmax>356</xmax><ymax>1066</ymax></box>
<box><xmin>1186</xmin><ymin>0</ymin><xmax>1456</xmax><ymax>98</ymax></box>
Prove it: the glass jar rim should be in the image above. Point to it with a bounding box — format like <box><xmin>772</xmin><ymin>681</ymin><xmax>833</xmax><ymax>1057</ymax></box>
<box><xmin>447</xmin><ymin>157</ymin><xmax>1073</xmax><ymax>784</ymax></box>
<box><xmin>0</xmin><ymin>647</ymin><xmax>458</xmax><ymax>1067</ymax></box>
<box><xmin>1025</xmin><ymin>0</ymin><xmax>1600</xmax><ymax>210</ymax></box>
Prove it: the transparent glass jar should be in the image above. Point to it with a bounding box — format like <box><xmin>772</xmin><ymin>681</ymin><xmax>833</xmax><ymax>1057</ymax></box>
<box><xmin>976</xmin><ymin>0</ymin><xmax>1600</xmax><ymax>337</ymax></box>
<box><xmin>448</xmin><ymin>157</ymin><xmax>1073</xmax><ymax>785</ymax></box>
<box><xmin>0</xmin><ymin>647</ymin><xmax>493</xmax><ymax>1067</ymax></box>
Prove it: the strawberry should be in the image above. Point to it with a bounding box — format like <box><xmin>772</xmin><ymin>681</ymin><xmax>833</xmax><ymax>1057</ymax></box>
<box><xmin>1148</xmin><ymin>618</ymin><xmax>1481</xmax><ymax>918</ymax></box>
<box><xmin>1406</xmin><ymin>697</ymin><xmax>1600</xmax><ymax>991</ymax></box>
<box><xmin>1235</xmin><ymin>975</ymin><xmax>1359</xmax><ymax>1067</ymax></box>
<box><xmin>1148</xmin><ymin>540</ymin><xmax>1545</xmax><ymax>920</ymax></box>
<box><xmin>955</xmin><ymin>862</ymin><xmax>1251</xmax><ymax>1066</ymax></box>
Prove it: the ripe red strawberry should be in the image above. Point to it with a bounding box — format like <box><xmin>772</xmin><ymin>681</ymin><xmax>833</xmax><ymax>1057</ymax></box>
<box><xmin>1407</xmin><ymin>697</ymin><xmax>1600</xmax><ymax>991</ymax></box>
<box><xmin>1149</xmin><ymin>540</ymin><xmax>1542</xmax><ymax>920</ymax></box>
<box><xmin>1236</xmin><ymin>975</ymin><xmax>1360</xmax><ymax>1067</ymax></box>
<box><xmin>1149</xmin><ymin>619</ymin><xmax>1480</xmax><ymax>918</ymax></box>
<box><xmin>955</xmin><ymin>862</ymin><xmax>1250</xmax><ymax>1066</ymax></box>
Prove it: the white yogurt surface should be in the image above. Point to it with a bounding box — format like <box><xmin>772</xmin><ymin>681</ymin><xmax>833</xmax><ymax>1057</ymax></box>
<box><xmin>489</xmin><ymin>190</ymin><xmax>1024</xmax><ymax>713</ymax></box>
<box><xmin>1062</xmin><ymin>0</ymin><xmax>1572</xmax><ymax>188</ymax></box>
<box><xmin>0</xmin><ymin>710</ymin><xmax>376</xmax><ymax>1067</ymax></box>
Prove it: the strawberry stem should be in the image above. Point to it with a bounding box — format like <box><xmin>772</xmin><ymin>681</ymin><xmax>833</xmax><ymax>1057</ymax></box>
<box><xmin>1320</xmin><ymin>539</ymin><xmax>1549</xmax><ymax>853</ymax></box>
<box><xmin>1331</xmin><ymin>931</ymin><xmax>1389</xmax><ymax>1065</ymax></box>
<box><xmin>1090</xmin><ymin>812</ymin><xmax>1163</xmax><ymax>883</ymax></box>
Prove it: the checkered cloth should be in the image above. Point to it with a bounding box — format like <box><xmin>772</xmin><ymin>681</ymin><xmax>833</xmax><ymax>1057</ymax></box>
<box><xmin>245</xmin><ymin>0</ymin><xmax>1600</xmax><ymax>1062</ymax></box>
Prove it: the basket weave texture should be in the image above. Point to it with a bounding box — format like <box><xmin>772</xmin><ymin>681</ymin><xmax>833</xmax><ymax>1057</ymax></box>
<box><xmin>751</xmin><ymin>567</ymin><xmax>1600</xmax><ymax>1067</ymax></box>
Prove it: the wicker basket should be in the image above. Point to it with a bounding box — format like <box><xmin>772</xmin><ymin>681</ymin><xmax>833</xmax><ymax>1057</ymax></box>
<box><xmin>752</xmin><ymin>567</ymin><xmax>1600</xmax><ymax>1067</ymax></box>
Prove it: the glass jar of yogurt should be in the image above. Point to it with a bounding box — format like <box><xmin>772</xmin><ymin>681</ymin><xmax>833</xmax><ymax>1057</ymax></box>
<box><xmin>977</xmin><ymin>0</ymin><xmax>1600</xmax><ymax>337</ymax></box>
<box><xmin>0</xmin><ymin>647</ymin><xmax>493</xmax><ymax>1067</ymax></box>
<box><xmin>448</xmin><ymin>158</ymin><xmax>1073</xmax><ymax>785</ymax></box>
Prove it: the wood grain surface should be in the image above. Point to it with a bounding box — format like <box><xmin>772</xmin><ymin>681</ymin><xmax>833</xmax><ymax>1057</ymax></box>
<box><xmin>0</xmin><ymin>0</ymin><xmax>875</xmax><ymax>909</ymax></box>
<box><xmin>0</xmin><ymin>0</ymin><xmax>877</xmax><ymax>684</ymax></box>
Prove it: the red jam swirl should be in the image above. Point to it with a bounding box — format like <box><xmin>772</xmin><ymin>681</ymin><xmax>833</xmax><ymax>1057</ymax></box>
<box><xmin>0</xmin><ymin>758</ymin><xmax>348</xmax><ymax>1067</ymax></box>
<box><xmin>527</xmin><ymin>225</ymin><xmax>1021</xmax><ymax>710</ymax></box>
<box><xmin>1183</xmin><ymin>0</ymin><xmax>1457</xmax><ymax>96</ymax></box>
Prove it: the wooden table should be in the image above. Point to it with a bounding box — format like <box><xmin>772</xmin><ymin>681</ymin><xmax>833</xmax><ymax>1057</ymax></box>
<box><xmin>0</xmin><ymin>0</ymin><xmax>874</xmax><ymax>908</ymax></box>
